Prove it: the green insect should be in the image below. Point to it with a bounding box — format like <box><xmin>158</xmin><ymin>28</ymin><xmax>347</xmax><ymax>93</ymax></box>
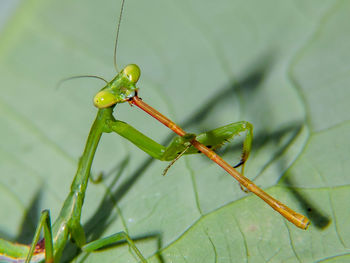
<box><xmin>0</xmin><ymin>0</ymin><xmax>309</xmax><ymax>262</ymax></box>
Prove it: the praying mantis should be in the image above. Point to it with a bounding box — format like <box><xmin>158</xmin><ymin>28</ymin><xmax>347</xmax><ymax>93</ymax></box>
<box><xmin>0</xmin><ymin>0</ymin><xmax>310</xmax><ymax>262</ymax></box>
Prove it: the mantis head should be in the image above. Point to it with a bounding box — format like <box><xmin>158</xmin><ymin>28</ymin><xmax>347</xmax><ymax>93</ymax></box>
<box><xmin>93</xmin><ymin>64</ymin><xmax>141</xmax><ymax>108</ymax></box>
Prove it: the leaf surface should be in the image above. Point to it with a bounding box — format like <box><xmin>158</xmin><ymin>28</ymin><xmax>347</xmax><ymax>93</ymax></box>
<box><xmin>0</xmin><ymin>0</ymin><xmax>349</xmax><ymax>262</ymax></box>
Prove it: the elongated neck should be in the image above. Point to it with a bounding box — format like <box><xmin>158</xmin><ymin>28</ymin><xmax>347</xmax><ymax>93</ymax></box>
<box><xmin>70</xmin><ymin>107</ymin><xmax>113</xmax><ymax>196</ymax></box>
<box><xmin>52</xmin><ymin>107</ymin><xmax>114</xmax><ymax>257</ymax></box>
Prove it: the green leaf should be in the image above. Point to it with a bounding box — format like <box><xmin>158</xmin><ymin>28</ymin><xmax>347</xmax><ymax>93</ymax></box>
<box><xmin>0</xmin><ymin>0</ymin><xmax>349</xmax><ymax>262</ymax></box>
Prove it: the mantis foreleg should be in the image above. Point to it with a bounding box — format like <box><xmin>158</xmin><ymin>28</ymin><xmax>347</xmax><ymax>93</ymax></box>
<box><xmin>107</xmin><ymin>119</ymin><xmax>253</xmax><ymax>173</ymax></box>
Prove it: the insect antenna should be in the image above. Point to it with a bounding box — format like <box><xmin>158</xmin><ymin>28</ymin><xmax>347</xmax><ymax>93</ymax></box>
<box><xmin>113</xmin><ymin>0</ymin><xmax>126</xmax><ymax>73</ymax></box>
<box><xmin>56</xmin><ymin>75</ymin><xmax>108</xmax><ymax>89</ymax></box>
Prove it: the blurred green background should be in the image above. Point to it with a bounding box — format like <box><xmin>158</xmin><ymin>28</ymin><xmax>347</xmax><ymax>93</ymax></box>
<box><xmin>0</xmin><ymin>0</ymin><xmax>349</xmax><ymax>262</ymax></box>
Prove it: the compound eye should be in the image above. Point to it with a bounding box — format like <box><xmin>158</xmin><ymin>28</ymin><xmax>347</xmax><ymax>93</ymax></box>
<box><xmin>93</xmin><ymin>90</ymin><xmax>118</xmax><ymax>108</ymax></box>
<box><xmin>123</xmin><ymin>64</ymin><xmax>141</xmax><ymax>83</ymax></box>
